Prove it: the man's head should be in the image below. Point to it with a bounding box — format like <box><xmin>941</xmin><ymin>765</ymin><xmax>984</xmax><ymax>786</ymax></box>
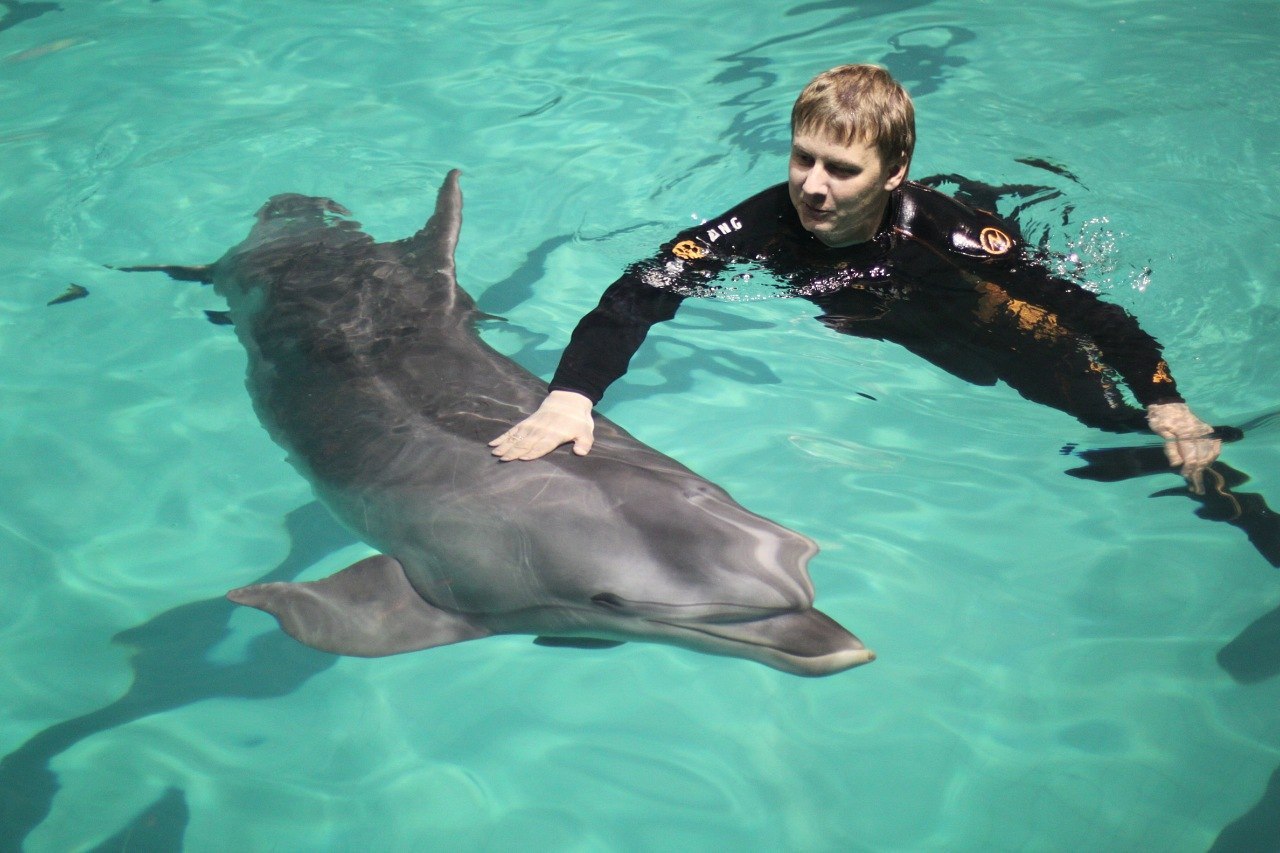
<box><xmin>791</xmin><ymin>64</ymin><xmax>915</xmax><ymax>168</ymax></box>
<box><xmin>788</xmin><ymin>65</ymin><xmax>915</xmax><ymax>247</ymax></box>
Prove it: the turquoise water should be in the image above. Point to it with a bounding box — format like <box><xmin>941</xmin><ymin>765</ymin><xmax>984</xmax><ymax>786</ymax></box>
<box><xmin>2</xmin><ymin>0</ymin><xmax>1279</xmax><ymax>849</ymax></box>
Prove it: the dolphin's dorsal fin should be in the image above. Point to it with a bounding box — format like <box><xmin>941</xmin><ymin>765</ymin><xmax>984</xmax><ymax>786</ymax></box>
<box><xmin>395</xmin><ymin>169</ymin><xmax>462</xmax><ymax>280</ymax></box>
<box><xmin>392</xmin><ymin>169</ymin><xmax>478</xmax><ymax>318</ymax></box>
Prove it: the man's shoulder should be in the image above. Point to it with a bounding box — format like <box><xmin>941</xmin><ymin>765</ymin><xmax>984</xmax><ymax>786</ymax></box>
<box><xmin>664</xmin><ymin>182</ymin><xmax>793</xmax><ymax>258</ymax></box>
<box><xmin>702</xmin><ymin>182</ymin><xmax>792</xmax><ymax>233</ymax></box>
<box><xmin>893</xmin><ymin>181</ymin><xmax>1021</xmax><ymax>261</ymax></box>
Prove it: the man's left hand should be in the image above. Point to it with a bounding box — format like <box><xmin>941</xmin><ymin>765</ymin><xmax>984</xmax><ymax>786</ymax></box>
<box><xmin>1146</xmin><ymin>402</ymin><xmax>1222</xmax><ymax>494</ymax></box>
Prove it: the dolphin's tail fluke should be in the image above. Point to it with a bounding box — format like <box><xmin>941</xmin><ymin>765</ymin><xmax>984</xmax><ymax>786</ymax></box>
<box><xmin>228</xmin><ymin>553</ymin><xmax>491</xmax><ymax>656</ymax></box>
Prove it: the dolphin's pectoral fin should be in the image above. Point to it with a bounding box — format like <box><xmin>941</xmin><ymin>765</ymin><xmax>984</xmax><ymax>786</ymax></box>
<box><xmin>533</xmin><ymin>636</ymin><xmax>625</xmax><ymax>650</ymax></box>
<box><xmin>660</xmin><ymin>608</ymin><xmax>875</xmax><ymax>677</ymax></box>
<box><xmin>227</xmin><ymin>554</ymin><xmax>490</xmax><ymax>657</ymax></box>
<box><xmin>110</xmin><ymin>263</ymin><xmax>215</xmax><ymax>284</ymax></box>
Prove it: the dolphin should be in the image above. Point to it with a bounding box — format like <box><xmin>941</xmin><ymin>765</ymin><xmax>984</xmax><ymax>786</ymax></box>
<box><xmin>119</xmin><ymin>170</ymin><xmax>872</xmax><ymax>676</ymax></box>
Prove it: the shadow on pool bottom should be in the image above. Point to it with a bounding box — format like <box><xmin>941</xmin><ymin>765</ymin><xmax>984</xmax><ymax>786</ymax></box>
<box><xmin>0</xmin><ymin>501</ymin><xmax>352</xmax><ymax>853</ymax></box>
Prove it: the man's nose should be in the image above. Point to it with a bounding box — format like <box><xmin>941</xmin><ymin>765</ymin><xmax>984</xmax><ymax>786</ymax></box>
<box><xmin>801</xmin><ymin>165</ymin><xmax>827</xmax><ymax>196</ymax></box>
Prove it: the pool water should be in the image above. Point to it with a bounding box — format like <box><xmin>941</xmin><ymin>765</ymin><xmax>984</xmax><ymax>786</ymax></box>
<box><xmin>2</xmin><ymin>0</ymin><xmax>1278</xmax><ymax>849</ymax></box>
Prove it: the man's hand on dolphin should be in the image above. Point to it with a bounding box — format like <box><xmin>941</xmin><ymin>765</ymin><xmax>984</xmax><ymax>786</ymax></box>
<box><xmin>1146</xmin><ymin>401</ymin><xmax>1222</xmax><ymax>494</ymax></box>
<box><xmin>490</xmin><ymin>389</ymin><xmax>595</xmax><ymax>461</ymax></box>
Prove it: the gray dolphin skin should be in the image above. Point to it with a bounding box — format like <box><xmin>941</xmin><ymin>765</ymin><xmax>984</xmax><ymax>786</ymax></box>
<box><xmin>123</xmin><ymin>171</ymin><xmax>873</xmax><ymax>676</ymax></box>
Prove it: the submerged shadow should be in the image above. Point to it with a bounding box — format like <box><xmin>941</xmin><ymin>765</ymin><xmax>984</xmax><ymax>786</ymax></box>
<box><xmin>0</xmin><ymin>1</ymin><xmax>61</xmax><ymax>35</ymax></box>
<box><xmin>0</xmin><ymin>501</ymin><xmax>355</xmax><ymax>853</ymax></box>
<box><xmin>1212</xmin><ymin>765</ymin><xmax>1280</xmax><ymax>852</ymax></box>
<box><xmin>1065</xmin><ymin>423</ymin><xmax>1280</xmax><ymax>846</ymax></box>
<box><xmin>89</xmin><ymin>786</ymin><xmax>188</xmax><ymax>853</ymax></box>
<box><xmin>475</xmin><ymin>234</ymin><xmax>575</xmax><ymax>318</ymax></box>
<box><xmin>605</xmin><ymin>331</ymin><xmax>782</xmax><ymax>408</ymax></box>
<box><xmin>476</xmin><ymin>222</ymin><xmax>671</xmax><ymax>321</ymax></box>
<box><xmin>1064</xmin><ymin>419</ymin><xmax>1280</xmax><ymax>689</ymax></box>
<box><xmin>1064</xmin><ymin>437</ymin><xmax>1280</xmax><ymax>570</ymax></box>
<box><xmin>1219</xmin><ymin>604</ymin><xmax>1280</xmax><ymax>684</ymax></box>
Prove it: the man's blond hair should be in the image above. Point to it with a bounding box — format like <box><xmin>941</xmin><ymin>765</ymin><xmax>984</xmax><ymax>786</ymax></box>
<box><xmin>791</xmin><ymin>64</ymin><xmax>915</xmax><ymax>168</ymax></box>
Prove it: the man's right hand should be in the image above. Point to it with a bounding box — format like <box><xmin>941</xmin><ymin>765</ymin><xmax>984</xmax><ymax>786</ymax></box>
<box><xmin>1146</xmin><ymin>401</ymin><xmax>1221</xmax><ymax>495</ymax></box>
<box><xmin>489</xmin><ymin>390</ymin><xmax>595</xmax><ymax>461</ymax></box>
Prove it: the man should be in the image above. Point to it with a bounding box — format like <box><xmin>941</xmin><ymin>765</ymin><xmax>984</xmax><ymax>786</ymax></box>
<box><xmin>490</xmin><ymin>64</ymin><xmax>1221</xmax><ymax>492</ymax></box>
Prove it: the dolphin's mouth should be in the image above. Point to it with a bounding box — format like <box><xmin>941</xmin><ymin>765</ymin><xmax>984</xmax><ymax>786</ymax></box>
<box><xmin>653</xmin><ymin>613</ymin><xmax>875</xmax><ymax>676</ymax></box>
<box><xmin>652</xmin><ymin>612</ymin><xmax>867</xmax><ymax>655</ymax></box>
<box><xmin>590</xmin><ymin>592</ymin><xmax>798</xmax><ymax>623</ymax></box>
<box><xmin>590</xmin><ymin>592</ymin><xmax>872</xmax><ymax>676</ymax></box>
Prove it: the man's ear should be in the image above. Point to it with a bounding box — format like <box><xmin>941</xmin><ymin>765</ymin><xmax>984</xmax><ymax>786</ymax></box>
<box><xmin>884</xmin><ymin>156</ymin><xmax>910</xmax><ymax>191</ymax></box>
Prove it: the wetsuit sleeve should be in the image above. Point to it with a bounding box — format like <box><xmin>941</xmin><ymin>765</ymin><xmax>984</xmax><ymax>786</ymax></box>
<box><xmin>548</xmin><ymin>267</ymin><xmax>690</xmax><ymax>404</ymax></box>
<box><xmin>895</xmin><ymin>183</ymin><xmax>1184</xmax><ymax>408</ymax></box>
<box><xmin>991</xmin><ymin>263</ymin><xmax>1184</xmax><ymax>406</ymax></box>
<box><xmin>549</xmin><ymin>187</ymin><xmax>785</xmax><ymax>403</ymax></box>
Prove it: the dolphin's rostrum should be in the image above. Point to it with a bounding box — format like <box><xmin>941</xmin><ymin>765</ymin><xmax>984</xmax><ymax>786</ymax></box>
<box><xmin>121</xmin><ymin>171</ymin><xmax>872</xmax><ymax>676</ymax></box>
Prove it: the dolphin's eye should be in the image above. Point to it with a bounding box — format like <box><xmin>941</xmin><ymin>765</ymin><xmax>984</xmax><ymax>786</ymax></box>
<box><xmin>591</xmin><ymin>593</ymin><xmax>623</xmax><ymax>609</ymax></box>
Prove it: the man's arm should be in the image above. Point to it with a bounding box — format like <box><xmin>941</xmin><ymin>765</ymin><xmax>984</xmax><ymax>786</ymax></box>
<box><xmin>991</xmin><ymin>262</ymin><xmax>1221</xmax><ymax>491</ymax></box>
<box><xmin>490</xmin><ymin>186</ymin><xmax>782</xmax><ymax>461</ymax></box>
<box><xmin>488</xmin><ymin>245</ymin><xmax>727</xmax><ymax>461</ymax></box>
<box><xmin>902</xmin><ymin>178</ymin><xmax>1221</xmax><ymax>492</ymax></box>
<box><xmin>546</xmin><ymin>270</ymin><xmax>691</xmax><ymax>404</ymax></box>
<box><xmin>488</xmin><ymin>271</ymin><xmax>688</xmax><ymax>460</ymax></box>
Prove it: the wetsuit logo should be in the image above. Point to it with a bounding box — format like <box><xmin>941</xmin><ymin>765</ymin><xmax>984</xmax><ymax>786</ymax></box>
<box><xmin>1151</xmin><ymin>360</ymin><xmax>1173</xmax><ymax>384</ymax></box>
<box><xmin>672</xmin><ymin>240</ymin><xmax>706</xmax><ymax>260</ymax></box>
<box><xmin>705</xmin><ymin>216</ymin><xmax>743</xmax><ymax>243</ymax></box>
<box><xmin>979</xmin><ymin>227</ymin><xmax>1013</xmax><ymax>255</ymax></box>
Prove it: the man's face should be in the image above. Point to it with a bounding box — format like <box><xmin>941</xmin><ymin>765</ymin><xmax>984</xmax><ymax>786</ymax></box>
<box><xmin>788</xmin><ymin>130</ymin><xmax>907</xmax><ymax>248</ymax></box>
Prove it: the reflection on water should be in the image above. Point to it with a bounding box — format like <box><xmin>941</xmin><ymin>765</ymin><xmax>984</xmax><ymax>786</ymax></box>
<box><xmin>711</xmin><ymin>0</ymin><xmax>938</xmax><ymax>162</ymax></box>
<box><xmin>881</xmin><ymin>25</ymin><xmax>976</xmax><ymax>97</ymax></box>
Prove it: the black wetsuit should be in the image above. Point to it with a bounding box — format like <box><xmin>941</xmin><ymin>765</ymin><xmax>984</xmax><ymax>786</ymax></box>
<box><xmin>550</xmin><ymin>181</ymin><xmax>1183</xmax><ymax>432</ymax></box>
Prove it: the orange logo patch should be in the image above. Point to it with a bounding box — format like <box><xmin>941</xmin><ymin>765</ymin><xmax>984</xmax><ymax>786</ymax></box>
<box><xmin>979</xmin><ymin>227</ymin><xmax>1013</xmax><ymax>255</ymax></box>
<box><xmin>672</xmin><ymin>240</ymin><xmax>706</xmax><ymax>260</ymax></box>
